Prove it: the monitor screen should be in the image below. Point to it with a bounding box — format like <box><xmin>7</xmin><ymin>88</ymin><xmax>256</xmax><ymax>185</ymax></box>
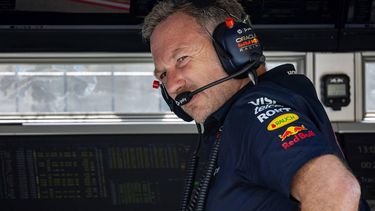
<box><xmin>0</xmin><ymin>0</ymin><xmax>344</xmax><ymax>26</ymax></box>
<box><xmin>0</xmin><ymin>0</ymin><xmax>155</xmax><ymax>26</ymax></box>
<box><xmin>15</xmin><ymin>0</ymin><xmax>131</xmax><ymax>13</ymax></box>
<box><xmin>339</xmin><ymin>133</ymin><xmax>375</xmax><ymax>200</ymax></box>
<box><xmin>0</xmin><ymin>134</ymin><xmax>198</xmax><ymax>211</ymax></box>
<box><xmin>327</xmin><ymin>83</ymin><xmax>347</xmax><ymax>97</ymax></box>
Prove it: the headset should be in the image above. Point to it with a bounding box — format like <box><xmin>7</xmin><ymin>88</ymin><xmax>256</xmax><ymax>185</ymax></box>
<box><xmin>153</xmin><ymin>7</ymin><xmax>265</xmax><ymax>122</ymax></box>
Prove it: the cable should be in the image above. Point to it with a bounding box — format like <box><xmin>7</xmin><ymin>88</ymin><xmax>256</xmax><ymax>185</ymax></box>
<box><xmin>195</xmin><ymin>136</ymin><xmax>220</xmax><ymax>211</ymax></box>
<box><xmin>184</xmin><ymin>127</ymin><xmax>221</xmax><ymax>211</ymax></box>
<box><xmin>180</xmin><ymin>123</ymin><xmax>203</xmax><ymax>211</ymax></box>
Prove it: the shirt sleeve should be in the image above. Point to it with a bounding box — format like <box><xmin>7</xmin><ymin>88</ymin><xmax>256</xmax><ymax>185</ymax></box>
<box><xmin>236</xmin><ymin>105</ymin><xmax>339</xmax><ymax>198</ymax></box>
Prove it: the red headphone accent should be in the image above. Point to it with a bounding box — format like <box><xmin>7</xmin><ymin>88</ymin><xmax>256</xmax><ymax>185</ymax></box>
<box><xmin>152</xmin><ymin>80</ymin><xmax>160</xmax><ymax>89</ymax></box>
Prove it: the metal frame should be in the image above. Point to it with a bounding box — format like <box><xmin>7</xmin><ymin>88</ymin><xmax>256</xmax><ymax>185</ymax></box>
<box><xmin>0</xmin><ymin>52</ymin><xmax>374</xmax><ymax>135</ymax></box>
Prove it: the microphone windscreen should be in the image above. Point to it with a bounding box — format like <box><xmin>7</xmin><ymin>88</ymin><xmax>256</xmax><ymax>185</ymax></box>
<box><xmin>175</xmin><ymin>92</ymin><xmax>192</xmax><ymax>106</ymax></box>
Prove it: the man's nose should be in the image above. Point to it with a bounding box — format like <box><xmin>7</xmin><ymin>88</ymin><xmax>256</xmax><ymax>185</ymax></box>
<box><xmin>165</xmin><ymin>70</ymin><xmax>186</xmax><ymax>98</ymax></box>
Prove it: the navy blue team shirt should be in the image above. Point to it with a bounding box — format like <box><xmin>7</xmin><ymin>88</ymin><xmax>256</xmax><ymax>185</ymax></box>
<box><xmin>201</xmin><ymin>64</ymin><xmax>370</xmax><ymax>211</ymax></box>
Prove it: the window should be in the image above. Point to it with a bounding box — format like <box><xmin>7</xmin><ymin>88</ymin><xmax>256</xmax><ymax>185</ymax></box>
<box><xmin>0</xmin><ymin>53</ymin><xmax>305</xmax><ymax>123</ymax></box>
<box><xmin>0</xmin><ymin>53</ymin><xmax>170</xmax><ymax>123</ymax></box>
<box><xmin>364</xmin><ymin>56</ymin><xmax>375</xmax><ymax>118</ymax></box>
<box><xmin>264</xmin><ymin>52</ymin><xmax>306</xmax><ymax>74</ymax></box>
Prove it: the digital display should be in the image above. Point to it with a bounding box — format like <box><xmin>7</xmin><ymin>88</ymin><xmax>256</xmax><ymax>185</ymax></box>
<box><xmin>0</xmin><ymin>0</ymin><xmax>157</xmax><ymax>25</ymax></box>
<box><xmin>0</xmin><ymin>0</ymin><xmax>343</xmax><ymax>25</ymax></box>
<box><xmin>327</xmin><ymin>83</ymin><xmax>347</xmax><ymax>97</ymax></box>
<box><xmin>0</xmin><ymin>134</ymin><xmax>198</xmax><ymax>211</ymax></box>
<box><xmin>14</xmin><ymin>0</ymin><xmax>131</xmax><ymax>13</ymax></box>
<box><xmin>340</xmin><ymin>133</ymin><xmax>375</xmax><ymax>200</ymax></box>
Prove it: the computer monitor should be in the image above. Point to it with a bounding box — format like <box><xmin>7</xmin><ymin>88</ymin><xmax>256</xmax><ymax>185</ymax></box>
<box><xmin>0</xmin><ymin>134</ymin><xmax>198</xmax><ymax>211</ymax></box>
<box><xmin>338</xmin><ymin>133</ymin><xmax>375</xmax><ymax>200</ymax></box>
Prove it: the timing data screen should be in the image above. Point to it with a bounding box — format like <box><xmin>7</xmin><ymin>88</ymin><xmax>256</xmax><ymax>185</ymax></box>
<box><xmin>0</xmin><ymin>134</ymin><xmax>197</xmax><ymax>211</ymax></box>
<box><xmin>326</xmin><ymin>83</ymin><xmax>347</xmax><ymax>97</ymax></box>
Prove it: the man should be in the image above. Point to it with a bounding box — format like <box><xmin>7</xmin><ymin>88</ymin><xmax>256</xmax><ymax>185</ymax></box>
<box><xmin>143</xmin><ymin>0</ymin><xmax>370</xmax><ymax>210</ymax></box>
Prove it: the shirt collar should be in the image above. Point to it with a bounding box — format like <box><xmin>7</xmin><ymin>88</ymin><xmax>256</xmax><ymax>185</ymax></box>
<box><xmin>259</xmin><ymin>63</ymin><xmax>296</xmax><ymax>81</ymax></box>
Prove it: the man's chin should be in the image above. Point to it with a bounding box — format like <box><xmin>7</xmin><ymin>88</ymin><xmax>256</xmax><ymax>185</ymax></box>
<box><xmin>182</xmin><ymin>100</ymin><xmax>211</xmax><ymax>123</ymax></box>
<box><xmin>185</xmin><ymin>110</ymin><xmax>208</xmax><ymax>123</ymax></box>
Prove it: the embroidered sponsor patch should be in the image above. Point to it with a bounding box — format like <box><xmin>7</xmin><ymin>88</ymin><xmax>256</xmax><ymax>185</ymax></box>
<box><xmin>281</xmin><ymin>130</ymin><xmax>316</xmax><ymax>150</ymax></box>
<box><xmin>248</xmin><ymin>97</ymin><xmax>292</xmax><ymax>123</ymax></box>
<box><xmin>256</xmin><ymin>107</ymin><xmax>291</xmax><ymax>123</ymax></box>
<box><xmin>278</xmin><ymin>125</ymin><xmax>316</xmax><ymax>150</ymax></box>
<box><xmin>279</xmin><ymin>125</ymin><xmax>307</xmax><ymax>141</ymax></box>
<box><xmin>267</xmin><ymin>113</ymin><xmax>299</xmax><ymax>131</ymax></box>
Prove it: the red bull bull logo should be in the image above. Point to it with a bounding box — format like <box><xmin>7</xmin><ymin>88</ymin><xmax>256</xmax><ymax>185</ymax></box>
<box><xmin>278</xmin><ymin>125</ymin><xmax>307</xmax><ymax>141</ymax></box>
<box><xmin>278</xmin><ymin>125</ymin><xmax>316</xmax><ymax>150</ymax></box>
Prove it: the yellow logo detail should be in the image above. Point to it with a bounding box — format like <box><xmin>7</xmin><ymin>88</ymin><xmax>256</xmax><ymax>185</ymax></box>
<box><xmin>267</xmin><ymin>113</ymin><xmax>299</xmax><ymax>131</ymax></box>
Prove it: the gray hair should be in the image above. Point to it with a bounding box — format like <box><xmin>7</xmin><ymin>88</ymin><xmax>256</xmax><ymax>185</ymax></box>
<box><xmin>141</xmin><ymin>0</ymin><xmax>247</xmax><ymax>42</ymax></box>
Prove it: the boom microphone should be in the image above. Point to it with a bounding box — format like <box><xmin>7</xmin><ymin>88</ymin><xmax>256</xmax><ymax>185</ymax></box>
<box><xmin>175</xmin><ymin>56</ymin><xmax>264</xmax><ymax>106</ymax></box>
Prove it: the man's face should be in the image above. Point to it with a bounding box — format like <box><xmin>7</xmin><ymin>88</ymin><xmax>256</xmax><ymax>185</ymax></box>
<box><xmin>150</xmin><ymin>12</ymin><xmax>245</xmax><ymax>123</ymax></box>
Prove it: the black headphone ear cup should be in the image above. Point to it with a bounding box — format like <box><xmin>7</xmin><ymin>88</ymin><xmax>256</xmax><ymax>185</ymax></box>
<box><xmin>213</xmin><ymin>40</ymin><xmax>232</xmax><ymax>62</ymax></box>
<box><xmin>212</xmin><ymin>20</ymin><xmax>264</xmax><ymax>79</ymax></box>
<box><xmin>212</xmin><ymin>25</ymin><xmax>237</xmax><ymax>75</ymax></box>
<box><xmin>160</xmin><ymin>85</ymin><xmax>193</xmax><ymax>122</ymax></box>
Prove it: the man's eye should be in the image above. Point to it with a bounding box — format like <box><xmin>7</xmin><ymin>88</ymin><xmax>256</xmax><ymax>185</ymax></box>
<box><xmin>177</xmin><ymin>56</ymin><xmax>188</xmax><ymax>63</ymax></box>
<box><xmin>159</xmin><ymin>72</ymin><xmax>166</xmax><ymax>80</ymax></box>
